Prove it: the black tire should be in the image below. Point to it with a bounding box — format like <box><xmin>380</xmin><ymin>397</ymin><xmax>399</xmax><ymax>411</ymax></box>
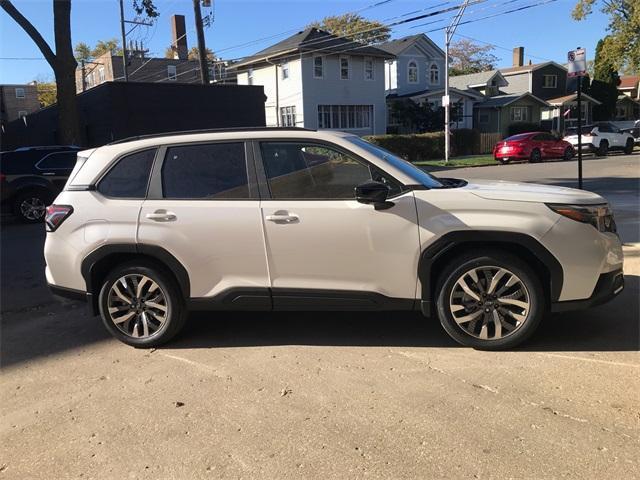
<box><xmin>435</xmin><ymin>250</ymin><xmax>545</xmax><ymax>350</ymax></box>
<box><xmin>12</xmin><ymin>189</ymin><xmax>51</xmax><ymax>223</ymax></box>
<box><xmin>563</xmin><ymin>146</ymin><xmax>574</xmax><ymax>161</ymax></box>
<box><xmin>624</xmin><ymin>138</ymin><xmax>634</xmax><ymax>155</ymax></box>
<box><xmin>98</xmin><ymin>261</ymin><xmax>187</xmax><ymax>348</ymax></box>
<box><xmin>597</xmin><ymin>140</ymin><xmax>609</xmax><ymax>156</ymax></box>
<box><xmin>529</xmin><ymin>149</ymin><xmax>541</xmax><ymax>163</ymax></box>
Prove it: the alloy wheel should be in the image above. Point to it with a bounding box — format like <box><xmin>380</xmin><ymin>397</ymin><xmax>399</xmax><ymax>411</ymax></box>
<box><xmin>20</xmin><ymin>197</ymin><xmax>46</xmax><ymax>220</ymax></box>
<box><xmin>449</xmin><ymin>266</ymin><xmax>531</xmax><ymax>340</ymax></box>
<box><xmin>107</xmin><ymin>274</ymin><xmax>168</xmax><ymax>339</ymax></box>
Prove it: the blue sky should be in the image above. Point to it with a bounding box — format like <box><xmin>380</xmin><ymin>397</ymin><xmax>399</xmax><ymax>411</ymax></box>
<box><xmin>0</xmin><ymin>0</ymin><xmax>609</xmax><ymax>84</ymax></box>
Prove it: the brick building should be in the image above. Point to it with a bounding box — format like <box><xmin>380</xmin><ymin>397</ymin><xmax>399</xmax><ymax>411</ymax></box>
<box><xmin>0</xmin><ymin>83</ymin><xmax>40</xmax><ymax>124</ymax></box>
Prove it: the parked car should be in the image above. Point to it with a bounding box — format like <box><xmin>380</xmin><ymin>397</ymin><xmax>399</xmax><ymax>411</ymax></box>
<box><xmin>564</xmin><ymin>122</ymin><xmax>635</xmax><ymax>156</ymax></box>
<box><xmin>493</xmin><ymin>132</ymin><xmax>574</xmax><ymax>164</ymax></box>
<box><xmin>0</xmin><ymin>145</ymin><xmax>80</xmax><ymax>222</ymax></box>
<box><xmin>620</xmin><ymin>126</ymin><xmax>639</xmax><ymax>146</ymax></box>
<box><xmin>45</xmin><ymin>128</ymin><xmax>624</xmax><ymax>350</ymax></box>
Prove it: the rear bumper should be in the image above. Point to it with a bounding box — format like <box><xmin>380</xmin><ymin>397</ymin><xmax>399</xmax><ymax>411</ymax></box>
<box><xmin>551</xmin><ymin>269</ymin><xmax>624</xmax><ymax>312</ymax></box>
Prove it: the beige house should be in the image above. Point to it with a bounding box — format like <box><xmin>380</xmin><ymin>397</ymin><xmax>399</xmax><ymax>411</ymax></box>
<box><xmin>0</xmin><ymin>83</ymin><xmax>40</xmax><ymax>125</ymax></box>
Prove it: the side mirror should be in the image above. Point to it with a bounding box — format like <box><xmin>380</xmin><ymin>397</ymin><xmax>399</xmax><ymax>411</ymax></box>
<box><xmin>355</xmin><ymin>181</ymin><xmax>394</xmax><ymax>210</ymax></box>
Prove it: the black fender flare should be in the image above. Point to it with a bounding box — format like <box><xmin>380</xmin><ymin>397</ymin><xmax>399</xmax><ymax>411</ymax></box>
<box><xmin>81</xmin><ymin>243</ymin><xmax>191</xmax><ymax>299</ymax></box>
<box><xmin>417</xmin><ymin>231</ymin><xmax>564</xmax><ymax>316</ymax></box>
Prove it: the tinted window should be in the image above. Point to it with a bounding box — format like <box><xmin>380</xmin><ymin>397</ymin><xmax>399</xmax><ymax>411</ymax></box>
<box><xmin>37</xmin><ymin>152</ymin><xmax>77</xmax><ymax>170</ymax></box>
<box><xmin>98</xmin><ymin>149</ymin><xmax>155</xmax><ymax>198</ymax></box>
<box><xmin>162</xmin><ymin>143</ymin><xmax>249</xmax><ymax>199</ymax></box>
<box><xmin>261</xmin><ymin>142</ymin><xmax>392</xmax><ymax>199</ymax></box>
<box><xmin>597</xmin><ymin>124</ymin><xmax>612</xmax><ymax>133</ymax></box>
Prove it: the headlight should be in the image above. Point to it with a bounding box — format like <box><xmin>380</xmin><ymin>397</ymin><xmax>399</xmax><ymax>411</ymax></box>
<box><xmin>547</xmin><ymin>203</ymin><xmax>616</xmax><ymax>233</ymax></box>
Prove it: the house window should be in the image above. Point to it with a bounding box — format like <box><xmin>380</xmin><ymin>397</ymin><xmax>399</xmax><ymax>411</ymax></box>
<box><xmin>248</xmin><ymin>68</ymin><xmax>254</xmax><ymax>85</ymax></box>
<box><xmin>15</xmin><ymin>87</ymin><xmax>25</xmax><ymax>99</ymax></box>
<box><xmin>364</xmin><ymin>57</ymin><xmax>374</xmax><ymax>81</ymax></box>
<box><xmin>98</xmin><ymin>66</ymin><xmax>105</xmax><ymax>83</ymax></box>
<box><xmin>280</xmin><ymin>106</ymin><xmax>297</xmax><ymax>127</ymax></box>
<box><xmin>543</xmin><ymin>74</ymin><xmax>557</xmax><ymax>88</ymax></box>
<box><xmin>313</xmin><ymin>56</ymin><xmax>323</xmax><ymax>78</ymax></box>
<box><xmin>317</xmin><ymin>105</ymin><xmax>373</xmax><ymax>129</ymax></box>
<box><xmin>407</xmin><ymin>60</ymin><xmax>418</xmax><ymax>83</ymax></box>
<box><xmin>429</xmin><ymin>63</ymin><xmax>440</xmax><ymax>85</ymax></box>
<box><xmin>281</xmin><ymin>62</ymin><xmax>289</xmax><ymax>80</ymax></box>
<box><xmin>510</xmin><ymin>106</ymin><xmax>529</xmax><ymax>122</ymax></box>
<box><xmin>478</xmin><ymin>112</ymin><xmax>489</xmax><ymax>124</ymax></box>
<box><xmin>340</xmin><ymin>57</ymin><xmax>350</xmax><ymax>80</ymax></box>
<box><xmin>167</xmin><ymin>65</ymin><xmax>177</xmax><ymax>81</ymax></box>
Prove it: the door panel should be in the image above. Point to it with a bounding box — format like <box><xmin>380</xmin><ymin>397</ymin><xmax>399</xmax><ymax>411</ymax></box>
<box><xmin>262</xmin><ymin>194</ymin><xmax>420</xmax><ymax>300</ymax></box>
<box><xmin>137</xmin><ymin>142</ymin><xmax>269</xmax><ymax>299</ymax></box>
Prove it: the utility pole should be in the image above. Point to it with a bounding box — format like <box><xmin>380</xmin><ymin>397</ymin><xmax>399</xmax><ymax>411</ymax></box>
<box><xmin>193</xmin><ymin>0</ymin><xmax>210</xmax><ymax>84</ymax></box>
<box><xmin>444</xmin><ymin>0</ymin><xmax>470</xmax><ymax>164</ymax></box>
<box><xmin>577</xmin><ymin>73</ymin><xmax>583</xmax><ymax>189</ymax></box>
<box><xmin>119</xmin><ymin>0</ymin><xmax>128</xmax><ymax>81</ymax></box>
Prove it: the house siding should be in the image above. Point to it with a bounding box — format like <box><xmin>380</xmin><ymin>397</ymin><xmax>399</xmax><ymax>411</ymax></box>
<box><xmin>531</xmin><ymin>64</ymin><xmax>567</xmax><ymax>100</ymax></box>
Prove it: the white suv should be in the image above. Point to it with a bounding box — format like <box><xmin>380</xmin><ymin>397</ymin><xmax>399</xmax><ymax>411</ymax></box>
<box><xmin>44</xmin><ymin>128</ymin><xmax>624</xmax><ymax>350</ymax></box>
<box><xmin>564</xmin><ymin>122</ymin><xmax>635</xmax><ymax>156</ymax></box>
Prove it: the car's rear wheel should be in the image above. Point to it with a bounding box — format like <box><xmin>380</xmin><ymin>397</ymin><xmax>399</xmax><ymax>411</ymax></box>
<box><xmin>13</xmin><ymin>190</ymin><xmax>50</xmax><ymax>223</ymax></box>
<box><xmin>597</xmin><ymin>140</ymin><xmax>609</xmax><ymax>156</ymax></box>
<box><xmin>529</xmin><ymin>149</ymin><xmax>541</xmax><ymax>163</ymax></box>
<box><xmin>98</xmin><ymin>262</ymin><xmax>187</xmax><ymax>348</ymax></box>
<box><xmin>563</xmin><ymin>146</ymin><xmax>574</xmax><ymax>161</ymax></box>
<box><xmin>435</xmin><ymin>251</ymin><xmax>544</xmax><ymax>350</ymax></box>
<box><xmin>624</xmin><ymin>138</ymin><xmax>634</xmax><ymax>155</ymax></box>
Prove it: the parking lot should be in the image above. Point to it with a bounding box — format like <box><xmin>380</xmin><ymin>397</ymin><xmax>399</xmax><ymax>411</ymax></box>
<box><xmin>1</xmin><ymin>153</ymin><xmax>638</xmax><ymax>479</ymax></box>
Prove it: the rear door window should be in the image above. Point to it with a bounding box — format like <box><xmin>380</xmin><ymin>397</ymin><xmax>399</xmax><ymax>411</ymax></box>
<box><xmin>161</xmin><ymin>142</ymin><xmax>249</xmax><ymax>199</ymax></box>
<box><xmin>97</xmin><ymin>149</ymin><xmax>156</xmax><ymax>198</ymax></box>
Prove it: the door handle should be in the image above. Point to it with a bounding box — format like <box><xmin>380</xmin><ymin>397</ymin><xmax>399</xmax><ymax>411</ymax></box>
<box><xmin>265</xmin><ymin>211</ymin><xmax>299</xmax><ymax>224</ymax></box>
<box><xmin>41</xmin><ymin>172</ymin><xmax>56</xmax><ymax>176</ymax></box>
<box><xmin>145</xmin><ymin>210</ymin><xmax>177</xmax><ymax>222</ymax></box>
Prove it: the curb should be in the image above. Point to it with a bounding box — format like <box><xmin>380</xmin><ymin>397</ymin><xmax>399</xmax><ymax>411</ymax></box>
<box><xmin>623</xmin><ymin>243</ymin><xmax>640</xmax><ymax>257</ymax></box>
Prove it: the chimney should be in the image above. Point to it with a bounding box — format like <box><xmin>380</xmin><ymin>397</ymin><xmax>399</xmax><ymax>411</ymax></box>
<box><xmin>513</xmin><ymin>47</ymin><xmax>524</xmax><ymax>67</ymax></box>
<box><xmin>171</xmin><ymin>14</ymin><xmax>188</xmax><ymax>60</ymax></box>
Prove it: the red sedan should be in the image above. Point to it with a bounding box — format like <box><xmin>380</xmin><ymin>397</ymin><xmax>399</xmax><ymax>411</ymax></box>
<box><xmin>493</xmin><ymin>132</ymin><xmax>575</xmax><ymax>164</ymax></box>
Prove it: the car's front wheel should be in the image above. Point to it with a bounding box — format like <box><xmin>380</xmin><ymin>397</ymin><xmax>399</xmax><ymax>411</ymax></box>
<box><xmin>563</xmin><ymin>146</ymin><xmax>574</xmax><ymax>161</ymax></box>
<box><xmin>98</xmin><ymin>262</ymin><xmax>187</xmax><ymax>348</ymax></box>
<box><xmin>435</xmin><ymin>251</ymin><xmax>544</xmax><ymax>350</ymax></box>
<box><xmin>624</xmin><ymin>138</ymin><xmax>634</xmax><ymax>155</ymax></box>
<box><xmin>529</xmin><ymin>149</ymin><xmax>541</xmax><ymax>163</ymax></box>
<box><xmin>597</xmin><ymin>140</ymin><xmax>609</xmax><ymax>156</ymax></box>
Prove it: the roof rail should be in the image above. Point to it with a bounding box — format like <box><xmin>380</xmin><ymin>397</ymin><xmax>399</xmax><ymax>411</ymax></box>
<box><xmin>107</xmin><ymin>126</ymin><xmax>315</xmax><ymax>145</ymax></box>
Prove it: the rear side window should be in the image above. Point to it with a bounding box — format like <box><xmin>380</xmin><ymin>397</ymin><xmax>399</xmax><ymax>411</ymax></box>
<box><xmin>36</xmin><ymin>152</ymin><xmax>77</xmax><ymax>170</ymax></box>
<box><xmin>97</xmin><ymin>149</ymin><xmax>155</xmax><ymax>198</ymax></box>
<box><xmin>161</xmin><ymin>142</ymin><xmax>249</xmax><ymax>199</ymax></box>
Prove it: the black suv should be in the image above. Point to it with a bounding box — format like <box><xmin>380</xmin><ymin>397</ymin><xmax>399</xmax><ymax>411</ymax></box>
<box><xmin>1</xmin><ymin>146</ymin><xmax>79</xmax><ymax>222</ymax></box>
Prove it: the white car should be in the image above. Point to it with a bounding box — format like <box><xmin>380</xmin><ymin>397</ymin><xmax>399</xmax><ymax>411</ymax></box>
<box><xmin>45</xmin><ymin>128</ymin><xmax>624</xmax><ymax>350</ymax></box>
<box><xmin>564</xmin><ymin>122</ymin><xmax>635</xmax><ymax>156</ymax></box>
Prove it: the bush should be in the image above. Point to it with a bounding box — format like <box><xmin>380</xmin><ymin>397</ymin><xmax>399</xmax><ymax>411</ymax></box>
<box><xmin>365</xmin><ymin>129</ymin><xmax>484</xmax><ymax>161</ymax></box>
<box><xmin>364</xmin><ymin>132</ymin><xmax>444</xmax><ymax>162</ymax></box>
<box><xmin>507</xmin><ymin>122</ymin><xmax>543</xmax><ymax>136</ymax></box>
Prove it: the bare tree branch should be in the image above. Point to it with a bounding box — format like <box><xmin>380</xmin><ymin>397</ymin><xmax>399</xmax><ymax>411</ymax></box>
<box><xmin>0</xmin><ymin>0</ymin><xmax>56</xmax><ymax>67</ymax></box>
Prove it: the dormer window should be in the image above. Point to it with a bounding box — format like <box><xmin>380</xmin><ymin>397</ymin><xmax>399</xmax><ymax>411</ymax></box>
<box><xmin>314</xmin><ymin>56</ymin><xmax>323</xmax><ymax>78</ymax></box>
<box><xmin>167</xmin><ymin>65</ymin><xmax>177</xmax><ymax>81</ymax></box>
<box><xmin>429</xmin><ymin>63</ymin><xmax>440</xmax><ymax>85</ymax></box>
<box><xmin>543</xmin><ymin>74</ymin><xmax>557</xmax><ymax>88</ymax></box>
<box><xmin>408</xmin><ymin>60</ymin><xmax>418</xmax><ymax>83</ymax></box>
<box><xmin>364</xmin><ymin>57</ymin><xmax>374</xmax><ymax>81</ymax></box>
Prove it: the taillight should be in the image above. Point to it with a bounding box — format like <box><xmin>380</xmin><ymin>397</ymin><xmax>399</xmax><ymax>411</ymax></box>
<box><xmin>45</xmin><ymin>205</ymin><xmax>73</xmax><ymax>232</ymax></box>
<box><xmin>0</xmin><ymin>173</ymin><xmax>5</xmax><ymax>182</ymax></box>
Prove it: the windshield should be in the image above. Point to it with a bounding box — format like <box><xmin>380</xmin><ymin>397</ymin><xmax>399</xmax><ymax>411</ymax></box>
<box><xmin>346</xmin><ymin>136</ymin><xmax>444</xmax><ymax>189</ymax></box>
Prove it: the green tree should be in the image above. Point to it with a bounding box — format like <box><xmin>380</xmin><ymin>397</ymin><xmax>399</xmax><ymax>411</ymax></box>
<box><xmin>588</xmin><ymin>38</ymin><xmax>620</xmax><ymax>120</ymax></box>
<box><xmin>34</xmin><ymin>77</ymin><xmax>57</xmax><ymax>107</ymax></box>
<box><xmin>1</xmin><ymin>0</ymin><xmax>158</xmax><ymax>146</ymax></box>
<box><xmin>164</xmin><ymin>45</ymin><xmax>215</xmax><ymax>61</ymax></box>
<box><xmin>92</xmin><ymin>38</ymin><xmax>121</xmax><ymax>57</ymax></box>
<box><xmin>308</xmin><ymin>13</ymin><xmax>391</xmax><ymax>45</ymax></box>
<box><xmin>449</xmin><ymin>38</ymin><xmax>498</xmax><ymax>75</ymax></box>
<box><xmin>74</xmin><ymin>41</ymin><xmax>91</xmax><ymax>63</ymax></box>
<box><xmin>572</xmin><ymin>0</ymin><xmax>639</xmax><ymax>71</ymax></box>
<box><xmin>389</xmin><ymin>99</ymin><xmax>445</xmax><ymax>133</ymax></box>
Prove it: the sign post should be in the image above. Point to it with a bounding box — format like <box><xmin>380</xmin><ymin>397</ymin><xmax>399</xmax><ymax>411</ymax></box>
<box><xmin>568</xmin><ymin>48</ymin><xmax>586</xmax><ymax>189</ymax></box>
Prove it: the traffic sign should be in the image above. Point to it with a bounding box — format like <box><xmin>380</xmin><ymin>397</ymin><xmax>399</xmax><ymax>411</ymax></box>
<box><xmin>567</xmin><ymin>48</ymin><xmax>587</xmax><ymax>77</ymax></box>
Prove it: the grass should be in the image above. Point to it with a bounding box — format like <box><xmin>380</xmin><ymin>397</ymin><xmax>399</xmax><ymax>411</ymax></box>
<box><xmin>414</xmin><ymin>154</ymin><xmax>496</xmax><ymax>168</ymax></box>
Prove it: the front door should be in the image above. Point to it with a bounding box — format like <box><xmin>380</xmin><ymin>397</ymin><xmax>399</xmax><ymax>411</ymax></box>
<box><xmin>137</xmin><ymin>141</ymin><xmax>269</xmax><ymax>304</ymax></box>
<box><xmin>255</xmin><ymin>141</ymin><xmax>420</xmax><ymax>309</ymax></box>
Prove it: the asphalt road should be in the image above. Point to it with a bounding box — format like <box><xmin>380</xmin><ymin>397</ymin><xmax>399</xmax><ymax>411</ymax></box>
<box><xmin>1</xmin><ymin>154</ymin><xmax>638</xmax><ymax>479</ymax></box>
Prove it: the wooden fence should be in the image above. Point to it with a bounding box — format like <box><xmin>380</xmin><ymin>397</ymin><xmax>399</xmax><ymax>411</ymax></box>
<box><xmin>478</xmin><ymin>132</ymin><xmax>502</xmax><ymax>154</ymax></box>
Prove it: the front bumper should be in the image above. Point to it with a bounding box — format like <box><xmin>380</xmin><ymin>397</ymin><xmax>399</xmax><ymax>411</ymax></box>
<box><xmin>551</xmin><ymin>269</ymin><xmax>624</xmax><ymax>312</ymax></box>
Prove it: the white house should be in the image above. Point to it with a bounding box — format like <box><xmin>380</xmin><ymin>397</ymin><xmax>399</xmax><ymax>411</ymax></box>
<box><xmin>231</xmin><ymin>28</ymin><xmax>393</xmax><ymax>135</ymax></box>
<box><xmin>377</xmin><ymin>34</ymin><xmax>446</xmax><ymax>97</ymax></box>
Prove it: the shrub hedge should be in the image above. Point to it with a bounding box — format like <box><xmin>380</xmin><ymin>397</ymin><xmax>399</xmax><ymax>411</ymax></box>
<box><xmin>364</xmin><ymin>128</ymin><xmax>480</xmax><ymax>162</ymax></box>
